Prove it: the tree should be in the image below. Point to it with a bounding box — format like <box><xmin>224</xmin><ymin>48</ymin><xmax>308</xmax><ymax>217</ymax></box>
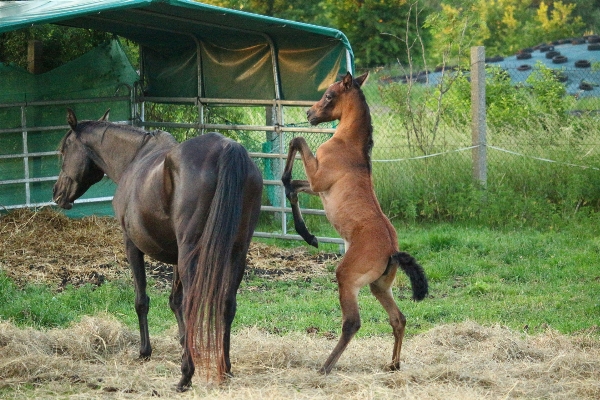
<box><xmin>332</xmin><ymin>0</ymin><xmax>426</xmax><ymax>67</ymax></box>
<box><xmin>0</xmin><ymin>26</ymin><xmax>111</xmax><ymax>72</ymax></box>
<box><xmin>203</xmin><ymin>0</ymin><xmax>432</xmax><ymax>68</ymax></box>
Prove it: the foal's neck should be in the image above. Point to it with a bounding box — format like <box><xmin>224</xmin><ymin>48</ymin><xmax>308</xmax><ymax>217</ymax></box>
<box><xmin>334</xmin><ymin>94</ymin><xmax>373</xmax><ymax>162</ymax></box>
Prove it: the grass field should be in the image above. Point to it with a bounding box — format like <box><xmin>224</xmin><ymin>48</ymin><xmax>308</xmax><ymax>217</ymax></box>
<box><xmin>1</xmin><ymin>209</ymin><xmax>599</xmax><ymax>398</ymax></box>
<box><xmin>2</xmin><ymin>214</ymin><xmax>598</xmax><ymax>338</ymax></box>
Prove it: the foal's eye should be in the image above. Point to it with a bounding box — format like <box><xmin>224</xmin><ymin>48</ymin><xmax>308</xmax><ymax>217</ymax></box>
<box><xmin>325</xmin><ymin>94</ymin><xmax>333</xmax><ymax>101</ymax></box>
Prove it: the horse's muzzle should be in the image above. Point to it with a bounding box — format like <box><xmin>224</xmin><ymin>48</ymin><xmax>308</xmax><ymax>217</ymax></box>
<box><xmin>53</xmin><ymin>179</ymin><xmax>74</xmax><ymax>209</ymax></box>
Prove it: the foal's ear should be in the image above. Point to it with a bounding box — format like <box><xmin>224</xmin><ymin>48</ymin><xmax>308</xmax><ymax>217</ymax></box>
<box><xmin>342</xmin><ymin>72</ymin><xmax>354</xmax><ymax>90</ymax></box>
<box><xmin>355</xmin><ymin>72</ymin><xmax>369</xmax><ymax>87</ymax></box>
<box><xmin>66</xmin><ymin>108</ymin><xmax>77</xmax><ymax>130</ymax></box>
<box><xmin>99</xmin><ymin>109</ymin><xmax>110</xmax><ymax>121</ymax></box>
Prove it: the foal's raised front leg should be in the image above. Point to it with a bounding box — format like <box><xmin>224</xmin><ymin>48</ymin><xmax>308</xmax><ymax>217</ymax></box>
<box><xmin>124</xmin><ymin>236</ymin><xmax>152</xmax><ymax>359</ymax></box>
<box><xmin>281</xmin><ymin>137</ymin><xmax>319</xmax><ymax>247</ymax></box>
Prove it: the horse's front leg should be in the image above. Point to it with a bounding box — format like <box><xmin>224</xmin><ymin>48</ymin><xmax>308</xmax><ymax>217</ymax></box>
<box><xmin>124</xmin><ymin>236</ymin><xmax>152</xmax><ymax>359</ymax></box>
<box><xmin>281</xmin><ymin>137</ymin><xmax>319</xmax><ymax>247</ymax></box>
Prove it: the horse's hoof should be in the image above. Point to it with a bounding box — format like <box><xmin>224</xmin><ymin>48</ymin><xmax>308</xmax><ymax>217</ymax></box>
<box><xmin>385</xmin><ymin>361</ymin><xmax>401</xmax><ymax>372</ymax></box>
<box><xmin>318</xmin><ymin>366</ymin><xmax>329</xmax><ymax>375</ymax></box>
<box><xmin>175</xmin><ymin>382</ymin><xmax>191</xmax><ymax>392</ymax></box>
<box><xmin>175</xmin><ymin>385</ymin><xmax>190</xmax><ymax>393</ymax></box>
<box><xmin>138</xmin><ymin>354</ymin><xmax>151</xmax><ymax>362</ymax></box>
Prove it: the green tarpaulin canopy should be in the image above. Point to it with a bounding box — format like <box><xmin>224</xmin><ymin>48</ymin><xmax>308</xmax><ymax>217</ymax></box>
<box><xmin>0</xmin><ymin>0</ymin><xmax>354</xmax><ymax>101</ymax></box>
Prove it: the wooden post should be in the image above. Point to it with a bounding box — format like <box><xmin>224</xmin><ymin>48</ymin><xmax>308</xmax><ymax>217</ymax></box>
<box><xmin>27</xmin><ymin>40</ymin><xmax>43</xmax><ymax>74</ymax></box>
<box><xmin>471</xmin><ymin>46</ymin><xmax>487</xmax><ymax>187</ymax></box>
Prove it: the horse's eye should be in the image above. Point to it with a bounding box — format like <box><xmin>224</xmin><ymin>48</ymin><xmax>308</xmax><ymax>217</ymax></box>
<box><xmin>325</xmin><ymin>94</ymin><xmax>333</xmax><ymax>101</ymax></box>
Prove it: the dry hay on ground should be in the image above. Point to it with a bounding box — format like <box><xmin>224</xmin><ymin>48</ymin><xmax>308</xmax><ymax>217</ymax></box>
<box><xmin>0</xmin><ymin>317</ymin><xmax>598</xmax><ymax>399</ymax></box>
<box><xmin>1</xmin><ymin>208</ymin><xmax>600</xmax><ymax>398</ymax></box>
<box><xmin>0</xmin><ymin>208</ymin><xmax>339</xmax><ymax>291</ymax></box>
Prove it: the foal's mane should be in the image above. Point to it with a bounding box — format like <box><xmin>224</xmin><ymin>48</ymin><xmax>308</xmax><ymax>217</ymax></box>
<box><xmin>344</xmin><ymin>77</ymin><xmax>374</xmax><ymax>170</ymax></box>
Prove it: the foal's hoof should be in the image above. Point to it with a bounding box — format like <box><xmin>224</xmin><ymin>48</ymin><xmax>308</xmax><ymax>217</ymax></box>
<box><xmin>308</xmin><ymin>235</ymin><xmax>318</xmax><ymax>248</ymax></box>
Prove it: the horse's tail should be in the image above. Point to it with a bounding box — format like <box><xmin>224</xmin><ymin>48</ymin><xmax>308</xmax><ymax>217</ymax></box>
<box><xmin>184</xmin><ymin>142</ymin><xmax>250</xmax><ymax>381</ymax></box>
<box><xmin>392</xmin><ymin>251</ymin><xmax>428</xmax><ymax>301</ymax></box>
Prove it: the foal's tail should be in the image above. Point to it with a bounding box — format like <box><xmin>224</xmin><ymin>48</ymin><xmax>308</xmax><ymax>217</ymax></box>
<box><xmin>184</xmin><ymin>142</ymin><xmax>252</xmax><ymax>381</ymax></box>
<box><xmin>392</xmin><ymin>252</ymin><xmax>428</xmax><ymax>301</ymax></box>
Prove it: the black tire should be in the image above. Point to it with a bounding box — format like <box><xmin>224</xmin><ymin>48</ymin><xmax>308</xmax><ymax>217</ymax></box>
<box><xmin>552</xmin><ymin>55</ymin><xmax>568</xmax><ymax>64</ymax></box>
<box><xmin>485</xmin><ymin>55</ymin><xmax>504</xmax><ymax>63</ymax></box>
<box><xmin>546</xmin><ymin>50</ymin><xmax>560</xmax><ymax>59</ymax></box>
<box><xmin>588</xmin><ymin>43</ymin><xmax>600</xmax><ymax>51</ymax></box>
<box><xmin>575</xmin><ymin>60</ymin><xmax>591</xmax><ymax>68</ymax></box>
<box><xmin>579</xmin><ymin>82</ymin><xmax>594</xmax><ymax>91</ymax></box>
<box><xmin>516</xmin><ymin>52</ymin><xmax>532</xmax><ymax>60</ymax></box>
<box><xmin>517</xmin><ymin>64</ymin><xmax>532</xmax><ymax>71</ymax></box>
<box><xmin>588</xmin><ymin>36</ymin><xmax>600</xmax><ymax>44</ymax></box>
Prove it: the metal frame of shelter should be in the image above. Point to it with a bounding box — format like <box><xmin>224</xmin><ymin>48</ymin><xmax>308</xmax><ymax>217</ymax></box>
<box><xmin>0</xmin><ymin>0</ymin><xmax>355</xmax><ymax>245</ymax></box>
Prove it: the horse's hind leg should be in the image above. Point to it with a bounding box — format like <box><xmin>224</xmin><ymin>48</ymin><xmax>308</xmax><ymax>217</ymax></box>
<box><xmin>169</xmin><ymin>267</ymin><xmax>185</xmax><ymax>346</ymax></box>
<box><xmin>173</xmin><ymin>265</ymin><xmax>194</xmax><ymax>391</ymax></box>
<box><xmin>369</xmin><ymin>272</ymin><xmax>406</xmax><ymax>371</ymax></box>
<box><xmin>124</xmin><ymin>236</ymin><xmax>152</xmax><ymax>359</ymax></box>
<box><xmin>177</xmin><ymin>335</ymin><xmax>195</xmax><ymax>392</ymax></box>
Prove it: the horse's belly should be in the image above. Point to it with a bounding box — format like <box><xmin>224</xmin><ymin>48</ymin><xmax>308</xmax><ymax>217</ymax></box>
<box><xmin>115</xmin><ymin>201</ymin><xmax>178</xmax><ymax>264</ymax></box>
<box><xmin>129</xmin><ymin>226</ymin><xmax>178</xmax><ymax>264</ymax></box>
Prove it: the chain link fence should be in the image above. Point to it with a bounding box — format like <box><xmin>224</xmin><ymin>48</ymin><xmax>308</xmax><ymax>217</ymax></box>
<box><xmin>357</xmin><ymin>50</ymin><xmax>600</xmax><ymax>226</ymax></box>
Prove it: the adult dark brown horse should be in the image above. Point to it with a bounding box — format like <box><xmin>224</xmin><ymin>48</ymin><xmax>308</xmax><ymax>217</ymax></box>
<box><xmin>53</xmin><ymin>109</ymin><xmax>262</xmax><ymax>390</ymax></box>
<box><xmin>281</xmin><ymin>72</ymin><xmax>428</xmax><ymax>374</ymax></box>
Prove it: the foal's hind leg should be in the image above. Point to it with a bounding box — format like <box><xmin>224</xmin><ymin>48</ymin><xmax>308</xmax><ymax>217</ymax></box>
<box><xmin>124</xmin><ymin>236</ymin><xmax>152</xmax><ymax>359</ymax></box>
<box><xmin>320</xmin><ymin>280</ymin><xmax>361</xmax><ymax>375</ymax></box>
<box><xmin>320</xmin><ymin>251</ymin><xmax>377</xmax><ymax>374</ymax></box>
<box><xmin>369</xmin><ymin>270</ymin><xmax>406</xmax><ymax>371</ymax></box>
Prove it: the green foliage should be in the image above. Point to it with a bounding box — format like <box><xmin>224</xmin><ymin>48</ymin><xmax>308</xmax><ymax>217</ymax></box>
<box><xmin>0</xmin><ymin>26</ymin><xmax>111</xmax><ymax>72</ymax></box>
<box><xmin>333</xmin><ymin>0</ymin><xmax>428</xmax><ymax>67</ymax></box>
<box><xmin>436</xmin><ymin>63</ymin><xmax>573</xmax><ymax>130</ymax></box>
<box><xmin>524</xmin><ymin>62</ymin><xmax>571</xmax><ymax>117</ymax></box>
<box><xmin>426</xmin><ymin>0</ymin><xmax>586</xmax><ymax>65</ymax></box>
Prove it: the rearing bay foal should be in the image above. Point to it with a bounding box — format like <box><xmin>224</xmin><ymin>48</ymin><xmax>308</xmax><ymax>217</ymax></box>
<box><xmin>282</xmin><ymin>72</ymin><xmax>428</xmax><ymax>374</ymax></box>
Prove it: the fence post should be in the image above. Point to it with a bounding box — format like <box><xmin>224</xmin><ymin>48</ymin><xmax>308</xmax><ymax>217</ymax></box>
<box><xmin>471</xmin><ymin>46</ymin><xmax>487</xmax><ymax>187</ymax></box>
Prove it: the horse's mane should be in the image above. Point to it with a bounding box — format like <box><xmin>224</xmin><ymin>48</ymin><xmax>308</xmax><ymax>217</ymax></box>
<box><xmin>58</xmin><ymin>121</ymin><xmax>176</xmax><ymax>154</ymax></box>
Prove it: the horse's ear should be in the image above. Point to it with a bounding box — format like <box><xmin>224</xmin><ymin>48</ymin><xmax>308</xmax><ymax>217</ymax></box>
<box><xmin>355</xmin><ymin>72</ymin><xmax>369</xmax><ymax>87</ymax></box>
<box><xmin>99</xmin><ymin>109</ymin><xmax>110</xmax><ymax>121</ymax></box>
<box><xmin>342</xmin><ymin>72</ymin><xmax>354</xmax><ymax>90</ymax></box>
<box><xmin>67</xmin><ymin>108</ymin><xmax>77</xmax><ymax>130</ymax></box>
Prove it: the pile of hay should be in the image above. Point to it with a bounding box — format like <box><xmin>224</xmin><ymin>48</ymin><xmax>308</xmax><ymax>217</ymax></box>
<box><xmin>0</xmin><ymin>208</ymin><xmax>339</xmax><ymax>291</ymax></box>
<box><xmin>0</xmin><ymin>317</ymin><xmax>598</xmax><ymax>399</ymax></box>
